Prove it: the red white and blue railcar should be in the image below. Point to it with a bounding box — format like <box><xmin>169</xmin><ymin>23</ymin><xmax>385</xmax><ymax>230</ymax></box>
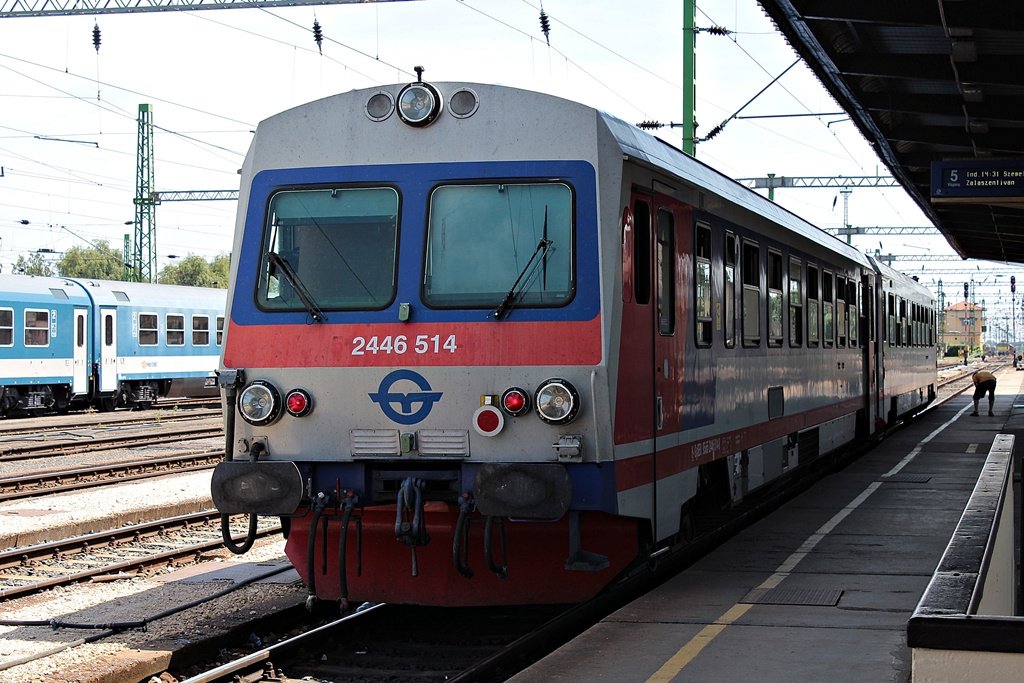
<box><xmin>212</xmin><ymin>80</ymin><xmax>936</xmax><ymax>607</ymax></box>
<box><xmin>0</xmin><ymin>274</ymin><xmax>225</xmax><ymax>416</ymax></box>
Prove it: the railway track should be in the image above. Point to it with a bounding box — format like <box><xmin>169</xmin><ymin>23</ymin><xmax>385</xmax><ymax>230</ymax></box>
<box><xmin>0</xmin><ymin>450</ymin><xmax>223</xmax><ymax>502</ymax></box>
<box><xmin>0</xmin><ymin>511</ymin><xmax>279</xmax><ymax>600</ymax></box>
<box><xmin>0</xmin><ymin>407</ymin><xmax>222</xmax><ymax>438</ymax></box>
<box><xmin>0</xmin><ymin>425</ymin><xmax>223</xmax><ymax>461</ymax></box>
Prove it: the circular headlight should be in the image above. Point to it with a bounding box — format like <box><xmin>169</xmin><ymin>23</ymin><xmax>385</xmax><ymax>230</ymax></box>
<box><xmin>238</xmin><ymin>380</ymin><xmax>282</xmax><ymax>426</ymax></box>
<box><xmin>397</xmin><ymin>82</ymin><xmax>442</xmax><ymax>127</ymax></box>
<box><xmin>534</xmin><ymin>379</ymin><xmax>580</xmax><ymax>425</ymax></box>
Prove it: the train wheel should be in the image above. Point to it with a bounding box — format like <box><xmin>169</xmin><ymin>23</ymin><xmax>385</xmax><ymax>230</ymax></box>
<box><xmin>99</xmin><ymin>397</ymin><xmax>117</xmax><ymax>412</ymax></box>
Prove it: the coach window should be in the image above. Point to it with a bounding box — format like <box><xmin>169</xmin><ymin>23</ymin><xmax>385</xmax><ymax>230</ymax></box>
<box><xmin>724</xmin><ymin>232</ymin><xmax>736</xmax><ymax>348</ymax></box>
<box><xmin>259</xmin><ymin>186</ymin><xmax>399</xmax><ymax>312</ymax></box>
<box><xmin>741</xmin><ymin>240</ymin><xmax>760</xmax><ymax>347</ymax></box>
<box><xmin>77</xmin><ymin>314</ymin><xmax>85</xmax><ymax>348</ymax></box>
<box><xmin>789</xmin><ymin>257</ymin><xmax>802</xmax><ymax>346</ymax></box>
<box><xmin>657</xmin><ymin>208</ymin><xmax>675</xmax><ymax>335</ymax></box>
<box><xmin>193</xmin><ymin>316</ymin><xmax>210</xmax><ymax>346</ymax></box>
<box><xmin>767</xmin><ymin>250</ymin><xmax>783</xmax><ymax>347</ymax></box>
<box><xmin>216</xmin><ymin>316</ymin><xmax>225</xmax><ymax>346</ymax></box>
<box><xmin>822</xmin><ymin>270</ymin><xmax>834</xmax><ymax>348</ymax></box>
<box><xmin>424</xmin><ymin>182</ymin><xmax>573</xmax><ymax>309</ymax></box>
<box><xmin>167</xmin><ymin>315</ymin><xmax>185</xmax><ymax>346</ymax></box>
<box><xmin>633</xmin><ymin>200</ymin><xmax>651</xmax><ymax>305</ymax></box>
<box><xmin>24</xmin><ymin>309</ymin><xmax>49</xmax><ymax>346</ymax></box>
<box><xmin>899</xmin><ymin>298</ymin><xmax>908</xmax><ymax>346</ymax></box>
<box><xmin>139</xmin><ymin>314</ymin><xmax>158</xmax><ymax>346</ymax></box>
<box><xmin>886</xmin><ymin>293</ymin><xmax>895</xmax><ymax>345</ymax></box>
<box><xmin>848</xmin><ymin>279</ymin><xmax>858</xmax><ymax>347</ymax></box>
<box><xmin>0</xmin><ymin>308</ymin><xmax>12</xmax><ymax>346</ymax></box>
<box><xmin>695</xmin><ymin>223</ymin><xmax>712</xmax><ymax>346</ymax></box>
<box><xmin>836</xmin><ymin>275</ymin><xmax>847</xmax><ymax>347</ymax></box>
<box><xmin>807</xmin><ymin>264</ymin><xmax>819</xmax><ymax>346</ymax></box>
<box><xmin>104</xmin><ymin>314</ymin><xmax>114</xmax><ymax>347</ymax></box>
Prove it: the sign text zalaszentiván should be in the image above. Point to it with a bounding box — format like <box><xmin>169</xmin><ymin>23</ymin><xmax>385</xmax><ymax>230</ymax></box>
<box><xmin>932</xmin><ymin>160</ymin><xmax>1024</xmax><ymax>199</ymax></box>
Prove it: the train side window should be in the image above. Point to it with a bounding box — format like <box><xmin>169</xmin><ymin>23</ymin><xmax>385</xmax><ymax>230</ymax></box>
<box><xmin>216</xmin><ymin>316</ymin><xmax>225</xmax><ymax>346</ymax></box>
<box><xmin>657</xmin><ymin>208</ymin><xmax>675</xmax><ymax>336</ymax></box>
<box><xmin>836</xmin><ymin>275</ymin><xmax>847</xmax><ymax>347</ymax></box>
<box><xmin>77</xmin><ymin>314</ymin><xmax>85</xmax><ymax>348</ymax></box>
<box><xmin>899</xmin><ymin>298</ymin><xmax>908</xmax><ymax>346</ymax></box>
<box><xmin>105</xmin><ymin>314</ymin><xmax>114</xmax><ymax>346</ymax></box>
<box><xmin>848</xmin><ymin>279</ymin><xmax>858</xmax><ymax>347</ymax></box>
<box><xmin>887</xmin><ymin>293</ymin><xmax>895</xmax><ymax>345</ymax></box>
<box><xmin>789</xmin><ymin>257</ymin><xmax>802</xmax><ymax>347</ymax></box>
<box><xmin>822</xmin><ymin>270</ymin><xmax>834</xmax><ymax>348</ymax></box>
<box><xmin>192</xmin><ymin>316</ymin><xmax>210</xmax><ymax>346</ymax></box>
<box><xmin>634</xmin><ymin>200</ymin><xmax>651</xmax><ymax>305</ymax></box>
<box><xmin>807</xmin><ymin>265</ymin><xmax>819</xmax><ymax>346</ymax></box>
<box><xmin>139</xmin><ymin>313</ymin><xmax>158</xmax><ymax>346</ymax></box>
<box><xmin>724</xmin><ymin>232</ymin><xmax>736</xmax><ymax>348</ymax></box>
<box><xmin>767</xmin><ymin>250</ymin><xmax>783</xmax><ymax>347</ymax></box>
<box><xmin>0</xmin><ymin>308</ymin><xmax>12</xmax><ymax>346</ymax></box>
<box><xmin>24</xmin><ymin>309</ymin><xmax>49</xmax><ymax>347</ymax></box>
<box><xmin>741</xmin><ymin>240</ymin><xmax>760</xmax><ymax>347</ymax></box>
<box><xmin>695</xmin><ymin>223</ymin><xmax>712</xmax><ymax>346</ymax></box>
<box><xmin>167</xmin><ymin>315</ymin><xmax>185</xmax><ymax>346</ymax></box>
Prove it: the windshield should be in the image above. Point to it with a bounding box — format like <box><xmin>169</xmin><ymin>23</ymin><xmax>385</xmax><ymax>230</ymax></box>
<box><xmin>256</xmin><ymin>187</ymin><xmax>399</xmax><ymax>311</ymax></box>
<box><xmin>423</xmin><ymin>182</ymin><xmax>574</xmax><ymax>308</ymax></box>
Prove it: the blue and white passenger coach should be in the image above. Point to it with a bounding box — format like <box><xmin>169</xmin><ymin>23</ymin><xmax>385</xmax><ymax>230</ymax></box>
<box><xmin>213</xmin><ymin>79</ymin><xmax>936</xmax><ymax>607</ymax></box>
<box><xmin>0</xmin><ymin>274</ymin><xmax>225</xmax><ymax>415</ymax></box>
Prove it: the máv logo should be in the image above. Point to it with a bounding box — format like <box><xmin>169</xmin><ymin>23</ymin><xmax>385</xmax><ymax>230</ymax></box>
<box><xmin>369</xmin><ymin>369</ymin><xmax>443</xmax><ymax>425</ymax></box>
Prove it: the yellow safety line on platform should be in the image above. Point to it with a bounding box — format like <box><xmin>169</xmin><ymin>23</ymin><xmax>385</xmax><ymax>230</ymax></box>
<box><xmin>645</xmin><ymin>399</ymin><xmax>975</xmax><ymax>682</ymax></box>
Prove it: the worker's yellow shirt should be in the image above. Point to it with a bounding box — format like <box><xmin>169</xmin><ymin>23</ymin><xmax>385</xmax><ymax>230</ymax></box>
<box><xmin>973</xmin><ymin>370</ymin><xmax>996</xmax><ymax>384</ymax></box>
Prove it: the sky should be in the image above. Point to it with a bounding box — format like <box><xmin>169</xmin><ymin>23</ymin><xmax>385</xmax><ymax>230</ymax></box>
<box><xmin>0</xmin><ymin>0</ymin><xmax>1019</xmax><ymax>333</ymax></box>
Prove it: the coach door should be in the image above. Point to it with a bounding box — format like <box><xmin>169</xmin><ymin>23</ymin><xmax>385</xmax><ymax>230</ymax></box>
<box><xmin>100</xmin><ymin>308</ymin><xmax>118</xmax><ymax>393</ymax></box>
<box><xmin>652</xmin><ymin>193</ymin><xmax>690</xmax><ymax>541</ymax></box>
<box><xmin>862</xmin><ymin>273</ymin><xmax>881</xmax><ymax>430</ymax></box>
<box><xmin>73</xmin><ymin>309</ymin><xmax>88</xmax><ymax>394</ymax></box>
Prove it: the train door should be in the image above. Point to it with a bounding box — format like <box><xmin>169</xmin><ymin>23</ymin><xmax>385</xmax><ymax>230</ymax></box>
<box><xmin>652</xmin><ymin>193</ymin><xmax>691</xmax><ymax>541</ymax></box>
<box><xmin>862</xmin><ymin>273</ymin><xmax>881</xmax><ymax>431</ymax></box>
<box><xmin>100</xmin><ymin>307</ymin><xmax>117</xmax><ymax>393</ymax></box>
<box><xmin>73</xmin><ymin>308</ymin><xmax>88</xmax><ymax>394</ymax></box>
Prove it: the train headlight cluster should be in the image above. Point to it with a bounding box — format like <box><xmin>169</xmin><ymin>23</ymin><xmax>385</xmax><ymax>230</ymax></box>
<box><xmin>239</xmin><ymin>381</ymin><xmax>281</xmax><ymax>426</ymax></box>
<box><xmin>238</xmin><ymin>381</ymin><xmax>314</xmax><ymax>425</ymax></box>
<box><xmin>535</xmin><ymin>379</ymin><xmax>580</xmax><ymax>425</ymax></box>
<box><xmin>473</xmin><ymin>381</ymin><xmax>579</xmax><ymax>437</ymax></box>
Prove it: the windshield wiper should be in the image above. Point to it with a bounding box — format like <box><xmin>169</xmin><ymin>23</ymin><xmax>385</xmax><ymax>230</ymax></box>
<box><xmin>268</xmin><ymin>251</ymin><xmax>327</xmax><ymax>323</ymax></box>
<box><xmin>492</xmin><ymin>235</ymin><xmax>552</xmax><ymax>320</ymax></box>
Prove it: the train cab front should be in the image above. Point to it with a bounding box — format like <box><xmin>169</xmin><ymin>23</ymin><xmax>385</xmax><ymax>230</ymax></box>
<box><xmin>211</xmin><ymin>366</ymin><xmax>638</xmax><ymax>608</ymax></box>
<box><xmin>211</xmin><ymin>78</ymin><xmax>640</xmax><ymax>607</ymax></box>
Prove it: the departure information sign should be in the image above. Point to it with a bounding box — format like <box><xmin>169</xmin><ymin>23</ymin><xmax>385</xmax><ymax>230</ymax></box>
<box><xmin>932</xmin><ymin>160</ymin><xmax>1024</xmax><ymax>199</ymax></box>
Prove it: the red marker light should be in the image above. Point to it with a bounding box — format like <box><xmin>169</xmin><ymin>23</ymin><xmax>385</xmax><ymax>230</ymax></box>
<box><xmin>500</xmin><ymin>387</ymin><xmax>531</xmax><ymax>417</ymax></box>
<box><xmin>285</xmin><ymin>389</ymin><xmax>313</xmax><ymax>417</ymax></box>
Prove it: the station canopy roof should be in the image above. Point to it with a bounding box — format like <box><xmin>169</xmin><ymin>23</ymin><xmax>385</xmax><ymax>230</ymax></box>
<box><xmin>758</xmin><ymin>1</ymin><xmax>1024</xmax><ymax>265</ymax></box>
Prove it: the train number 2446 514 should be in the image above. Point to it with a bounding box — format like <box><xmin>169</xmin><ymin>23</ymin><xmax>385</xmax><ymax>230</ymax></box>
<box><xmin>351</xmin><ymin>334</ymin><xmax>457</xmax><ymax>355</ymax></box>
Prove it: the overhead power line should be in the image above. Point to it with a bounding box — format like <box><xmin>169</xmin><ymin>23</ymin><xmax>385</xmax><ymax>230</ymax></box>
<box><xmin>0</xmin><ymin>0</ymin><xmax>419</xmax><ymax>18</ymax></box>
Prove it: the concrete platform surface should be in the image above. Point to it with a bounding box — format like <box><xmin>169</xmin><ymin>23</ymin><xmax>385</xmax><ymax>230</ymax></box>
<box><xmin>510</xmin><ymin>368</ymin><xmax>1022</xmax><ymax>683</ymax></box>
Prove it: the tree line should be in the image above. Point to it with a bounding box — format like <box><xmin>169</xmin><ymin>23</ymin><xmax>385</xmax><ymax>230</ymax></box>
<box><xmin>11</xmin><ymin>241</ymin><xmax>230</xmax><ymax>288</ymax></box>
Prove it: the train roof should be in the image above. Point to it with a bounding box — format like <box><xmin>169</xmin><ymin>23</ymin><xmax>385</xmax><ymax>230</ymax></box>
<box><xmin>0</xmin><ymin>274</ymin><xmax>225</xmax><ymax>309</ymax></box>
<box><xmin>596</xmin><ymin>110</ymin><xmax>873</xmax><ymax>269</ymax></box>
<box><xmin>0</xmin><ymin>273</ymin><xmax>92</xmax><ymax>304</ymax></box>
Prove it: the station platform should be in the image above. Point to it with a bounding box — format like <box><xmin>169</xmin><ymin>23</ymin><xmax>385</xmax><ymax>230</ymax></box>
<box><xmin>509</xmin><ymin>366</ymin><xmax>1023</xmax><ymax>683</ymax></box>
